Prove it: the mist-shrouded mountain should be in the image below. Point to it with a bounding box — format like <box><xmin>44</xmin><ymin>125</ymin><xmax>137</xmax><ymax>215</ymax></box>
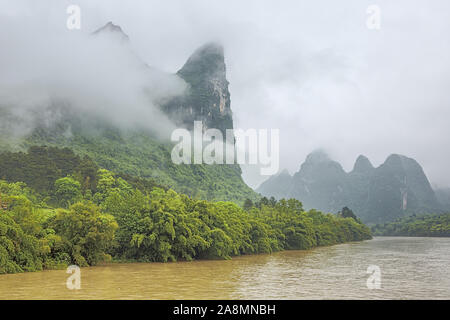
<box><xmin>257</xmin><ymin>150</ymin><xmax>444</xmax><ymax>224</ymax></box>
<box><xmin>0</xmin><ymin>22</ymin><xmax>257</xmax><ymax>203</ymax></box>
<box><xmin>255</xmin><ymin>169</ymin><xmax>294</xmax><ymax>200</ymax></box>
<box><xmin>162</xmin><ymin>42</ymin><xmax>233</xmax><ymax>134</ymax></box>
<box><xmin>290</xmin><ymin>151</ymin><xmax>350</xmax><ymax>213</ymax></box>
<box><xmin>435</xmin><ymin>188</ymin><xmax>450</xmax><ymax>209</ymax></box>
<box><xmin>92</xmin><ymin>21</ymin><xmax>131</xmax><ymax>43</ymax></box>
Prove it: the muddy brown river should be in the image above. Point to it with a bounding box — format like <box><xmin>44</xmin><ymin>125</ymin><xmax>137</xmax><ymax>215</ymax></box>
<box><xmin>1</xmin><ymin>237</ymin><xmax>449</xmax><ymax>299</ymax></box>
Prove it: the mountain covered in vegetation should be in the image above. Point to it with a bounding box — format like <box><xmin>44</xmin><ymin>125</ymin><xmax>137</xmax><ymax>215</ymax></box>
<box><xmin>0</xmin><ymin>22</ymin><xmax>376</xmax><ymax>275</ymax></box>
<box><xmin>257</xmin><ymin>151</ymin><xmax>444</xmax><ymax>224</ymax></box>
<box><xmin>0</xmin><ymin>23</ymin><xmax>256</xmax><ymax>204</ymax></box>
<box><xmin>0</xmin><ymin>22</ymin><xmax>378</xmax><ymax>275</ymax></box>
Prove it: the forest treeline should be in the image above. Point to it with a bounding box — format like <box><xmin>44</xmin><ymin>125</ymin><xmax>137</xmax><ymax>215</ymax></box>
<box><xmin>372</xmin><ymin>213</ymin><xmax>450</xmax><ymax>237</ymax></box>
<box><xmin>0</xmin><ymin>146</ymin><xmax>372</xmax><ymax>274</ymax></box>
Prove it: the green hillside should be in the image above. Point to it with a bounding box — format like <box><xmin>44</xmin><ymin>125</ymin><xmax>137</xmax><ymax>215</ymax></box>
<box><xmin>0</xmin><ymin>41</ymin><xmax>259</xmax><ymax>204</ymax></box>
<box><xmin>3</xmin><ymin>128</ymin><xmax>258</xmax><ymax>204</ymax></box>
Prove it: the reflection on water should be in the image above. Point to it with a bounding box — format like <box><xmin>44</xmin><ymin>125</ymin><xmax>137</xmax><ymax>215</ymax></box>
<box><xmin>1</xmin><ymin>237</ymin><xmax>449</xmax><ymax>299</ymax></box>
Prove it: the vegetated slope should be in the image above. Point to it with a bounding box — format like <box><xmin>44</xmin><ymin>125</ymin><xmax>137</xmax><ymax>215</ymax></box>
<box><xmin>25</xmin><ymin>125</ymin><xmax>256</xmax><ymax>203</ymax></box>
<box><xmin>0</xmin><ymin>23</ymin><xmax>258</xmax><ymax>204</ymax></box>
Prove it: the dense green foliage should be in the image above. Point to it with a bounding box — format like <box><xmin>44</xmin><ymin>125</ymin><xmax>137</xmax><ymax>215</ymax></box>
<box><xmin>0</xmin><ymin>166</ymin><xmax>371</xmax><ymax>274</ymax></box>
<box><xmin>23</xmin><ymin>128</ymin><xmax>259</xmax><ymax>203</ymax></box>
<box><xmin>0</xmin><ymin>180</ymin><xmax>118</xmax><ymax>273</ymax></box>
<box><xmin>0</xmin><ymin>145</ymin><xmax>372</xmax><ymax>274</ymax></box>
<box><xmin>50</xmin><ymin>203</ymin><xmax>118</xmax><ymax>266</ymax></box>
<box><xmin>54</xmin><ymin>177</ymin><xmax>82</xmax><ymax>208</ymax></box>
<box><xmin>0</xmin><ymin>146</ymin><xmax>98</xmax><ymax>197</ymax></box>
<box><xmin>372</xmin><ymin>213</ymin><xmax>450</xmax><ymax>237</ymax></box>
<box><xmin>0</xmin><ymin>214</ymin><xmax>44</xmax><ymax>274</ymax></box>
<box><xmin>337</xmin><ymin>207</ymin><xmax>360</xmax><ymax>222</ymax></box>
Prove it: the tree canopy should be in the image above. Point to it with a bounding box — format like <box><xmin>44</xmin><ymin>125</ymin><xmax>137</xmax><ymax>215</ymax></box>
<box><xmin>0</xmin><ymin>146</ymin><xmax>373</xmax><ymax>274</ymax></box>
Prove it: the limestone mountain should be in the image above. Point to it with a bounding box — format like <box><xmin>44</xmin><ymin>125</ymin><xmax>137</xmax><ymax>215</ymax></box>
<box><xmin>257</xmin><ymin>151</ymin><xmax>443</xmax><ymax>224</ymax></box>
<box><xmin>162</xmin><ymin>42</ymin><xmax>233</xmax><ymax>134</ymax></box>
<box><xmin>346</xmin><ymin>155</ymin><xmax>374</xmax><ymax>220</ymax></box>
<box><xmin>352</xmin><ymin>155</ymin><xmax>375</xmax><ymax>174</ymax></box>
<box><xmin>255</xmin><ymin>169</ymin><xmax>294</xmax><ymax>200</ymax></box>
<box><xmin>0</xmin><ymin>23</ymin><xmax>257</xmax><ymax>203</ymax></box>
<box><xmin>361</xmin><ymin>154</ymin><xmax>440</xmax><ymax>223</ymax></box>
<box><xmin>289</xmin><ymin>150</ymin><xmax>350</xmax><ymax>214</ymax></box>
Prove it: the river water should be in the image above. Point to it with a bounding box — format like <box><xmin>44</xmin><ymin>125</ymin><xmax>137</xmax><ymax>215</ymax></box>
<box><xmin>0</xmin><ymin>237</ymin><xmax>449</xmax><ymax>299</ymax></box>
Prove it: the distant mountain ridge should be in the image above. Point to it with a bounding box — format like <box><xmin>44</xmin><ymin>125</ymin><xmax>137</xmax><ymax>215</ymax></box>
<box><xmin>257</xmin><ymin>151</ymin><xmax>444</xmax><ymax>224</ymax></box>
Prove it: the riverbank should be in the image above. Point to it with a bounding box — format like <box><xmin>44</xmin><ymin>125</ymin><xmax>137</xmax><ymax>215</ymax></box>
<box><xmin>1</xmin><ymin>179</ymin><xmax>372</xmax><ymax>275</ymax></box>
<box><xmin>1</xmin><ymin>237</ymin><xmax>449</xmax><ymax>300</ymax></box>
<box><xmin>372</xmin><ymin>213</ymin><xmax>450</xmax><ymax>237</ymax></box>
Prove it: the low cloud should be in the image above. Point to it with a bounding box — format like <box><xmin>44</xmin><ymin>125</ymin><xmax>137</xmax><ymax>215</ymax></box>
<box><xmin>0</xmin><ymin>7</ymin><xmax>186</xmax><ymax>140</ymax></box>
<box><xmin>1</xmin><ymin>0</ymin><xmax>450</xmax><ymax>189</ymax></box>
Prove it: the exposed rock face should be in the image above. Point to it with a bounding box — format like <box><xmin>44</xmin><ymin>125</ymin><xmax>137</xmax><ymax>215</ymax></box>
<box><xmin>257</xmin><ymin>151</ymin><xmax>443</xmax><ymax>224</ymax></box>
<box><xmin>90</xmin><ymin>27</ymin><xmax>233</xmax><ymax>134</ymax></box>
<box><xmin>362</xmin><ymin>154</ymin><xmax>440</xmax><ymax>224</ymax></box>
<box><xmin>162</xmin><ymin>42</ymin><xmax>233</xmax><ymax>134</ymax></box>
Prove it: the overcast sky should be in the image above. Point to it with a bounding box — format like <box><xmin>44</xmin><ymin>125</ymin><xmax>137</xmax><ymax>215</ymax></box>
<box><xmin>1</xmin><ymin>0</ymin><xmax>450</xmax><ymax>189</ymax></box>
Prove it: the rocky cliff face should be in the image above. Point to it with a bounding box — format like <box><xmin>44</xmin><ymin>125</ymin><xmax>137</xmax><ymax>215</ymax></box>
<box><xmin>362</xmin><ymin>154</ymin><xmax>440</xmax><ymax>223</ymax></box>
<box><xmin>257</xmin><ymin>151</ymin><xmax>443</xmax><ymax>223</ymax></box>
<box><xmin>162</xmin><ymin>42</ymin><xmax>233</xmax><ymax>134</ymax></box>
